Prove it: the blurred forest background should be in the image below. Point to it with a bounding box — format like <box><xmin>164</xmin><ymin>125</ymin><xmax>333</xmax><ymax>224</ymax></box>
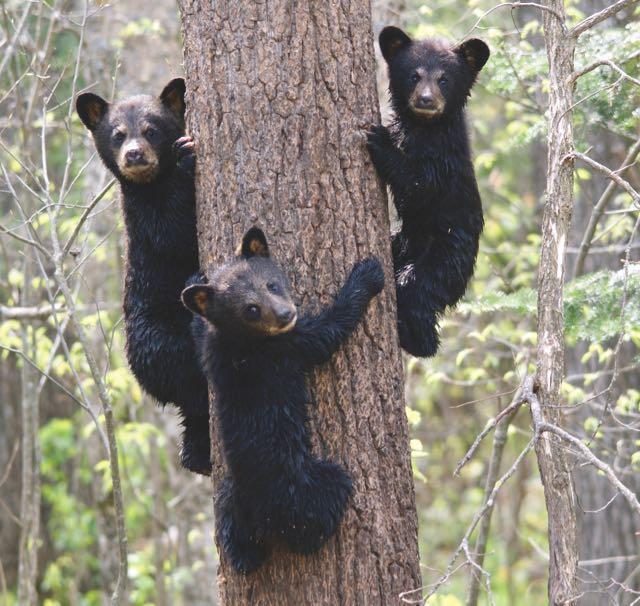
<box><xmin>0</xmin><ymin>0</ymin><xmax>639</xmax><ymax>604</ymax></box>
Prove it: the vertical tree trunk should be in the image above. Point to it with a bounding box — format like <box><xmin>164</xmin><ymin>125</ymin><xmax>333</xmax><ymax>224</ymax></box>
<box><xmin>535</xmin><ymin>2</ymin><xmax>579</xmax><ymax>604</ymax></box>
<box><xmin>177</xmin><ymin>1</ymin><xmax>421</xmax><ymax>604</ymax></box>
<box><xmin>17</xmin><ymin>257</ymin><xmax>41</xmax><ymax>606</ymax></box>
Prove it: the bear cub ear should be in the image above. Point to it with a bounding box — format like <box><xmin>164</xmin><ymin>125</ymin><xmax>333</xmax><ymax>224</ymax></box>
<box><xmin>379</xmin><ymin>26</ymin><xmax>412</xmax><ymax>63</ymax></box>
<box><xmin>238</xmin><ymin>227</ymin><xmax>270</xmax><ymax>259</ymax></box>
<box><xmin>76</xmin><ymin>93</ymin><xmax>109</xmax><ymax>131</ymax></box>
<box><xmin>182</xmin><ymin>284</ymin><xmax>215</xmax><ymax>317</ymax></box>
<box><xmin>160</xmin><ymin>78</ymin><xmax>187</xmax><ymax>120</ymax></box>
<box><xmin>455</xmin><ymin>39</ymin><xmax>490</xmax><ymax>73</ymax></box>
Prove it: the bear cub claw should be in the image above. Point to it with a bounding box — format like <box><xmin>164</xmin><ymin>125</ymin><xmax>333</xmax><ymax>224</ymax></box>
<box><xmin>366</xmin><ymin>124</ymin><xmax>392</xmax><ymax>154</ymax></box>
<box><xmin>174</xmin><ymin>135</ymin><xmax>196</xmax><ymax>175</ymax></box>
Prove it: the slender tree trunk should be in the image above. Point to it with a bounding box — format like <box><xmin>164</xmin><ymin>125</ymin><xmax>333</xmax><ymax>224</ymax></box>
<box><xmin>534</xmin><ymin>2</ymin><xmax>579</xmax><ymax>604</ymax></box>
<box><xmin>178</xmin><ymin>1</ymin><xmax>421</xmax><ymax>603</ymax></box>
<box><xmin>17</xmin><ymin>256</ymin><xmax>41</xmax><ymax>606</ymax></box>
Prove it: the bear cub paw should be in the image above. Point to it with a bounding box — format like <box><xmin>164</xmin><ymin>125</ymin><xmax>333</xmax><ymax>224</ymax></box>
<box><xmin>366</xmin><ymin>124</ymin><xmax>393</xmax><ymax>155</ymax></box>
<box><xmin>350</xmin><ymin>257</ymin><xmax>385</xmax><ymax>296</ymax></box>
<box><xmin>173</xmin><ymin>135</ymin><xmax>196</xmax><ymax>175</ymax></box>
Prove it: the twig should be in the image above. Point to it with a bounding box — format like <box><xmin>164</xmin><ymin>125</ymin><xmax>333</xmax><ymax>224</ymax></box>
<box><xmin>570</xmin><ymin>0</ymin><xmax>640</xmax><ymax>38</ymax></box>
<box><xmin>0</xmin><ymin>441</ymin><xmax>19</xmax><ymax>489</ymax></box>
<box><xmin>0</xmin><ymin>2</ymin><xmax>32</xmax><ymax>78</ymax></box>
<box><xmin>571</xmin><ymin>55</ymin><xmax>640</xmax><ymax>88</ymax></box>
<box><xmin>0</xmin><ymin>222</ymin><xmax>52</xmax><ymax>260</ymax></box>
<box><xmin>539</xmin><ymin>422</ymin><xmax>640</xmax><ymax>516</ymax></box>
<box><xmin>0</xmin><ymin>302</ymin><xmax>117</xmax><ymax>321</ymax></box>
<box><xmin>400</xmin><ymin>436</ymin><xmax>537</xmax><ymax>604</ymax></box>
<box><xmin>466</xmin><ymin>401</ymin><xmax>518</xmax><ymax>606</ymax></box>
<box><xmin>460</xmin><ymin>2</ymin><xmax>565</xmax><ymax>41</ymax></box>
<box><xmin>526</xmin><ymin>383</ymin><xmax>640</xmax><ymax>517</ymax></box>
<box><xmin>569</xmin><ymin>152</ymin><xmax>640</xmax><ymax>206</ymax></box>
<box><xmin>62</xmin><ymin>178</ymin><xmax>116</xmax><ymax>257</ymax></box>
<box><xmin>454</xmin><ymin>386</ymin><xmax>524</xmax><ymax>476</ymax></box>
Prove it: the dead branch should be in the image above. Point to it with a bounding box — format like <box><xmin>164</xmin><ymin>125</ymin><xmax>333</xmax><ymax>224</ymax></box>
<box><xmin>571</xmin><ymin>55</ymin><xmax>640</xmax><ymax>88</ymax></box>
<box><xmin>0</xmin><ymin>302</ymin><xmax>118</xmax><ymax>321</ymax></box>
<box><xmin>400</xmin><ymin>435</ymin><xmax>537</xmax><ymax>604</ymax></box>
<box><xmin>466</xmin><ymin>398</ymin><xmax>518</xmax><ymax>606</ymax></box>
<box><xmin>454</xmin><ymin>385</ymin><xmax>524</xmax><ymax>477</ymax></box>
<box><xmin>570</xmin><ymin>152</ymin><xmax>640</xmax><ymax>206</ymax></box>
<box><xmin>570</xmin><ymin>0</ymin><xmax>640</xmax><ymax>38</ymax></box>
<box><xmin>460</xmin><ymin>2</ymin><xmax>566</xmax><ymax>41</ymax></box>
<box><xmin>526</xmin><ymin>387</ymin><xmax>640</xmax><ymax>517</ymax></box>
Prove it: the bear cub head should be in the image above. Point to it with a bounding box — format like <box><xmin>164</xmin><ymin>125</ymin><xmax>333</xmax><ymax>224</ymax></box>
<box><xmin>182</xmin><ymin>228</ymin><xmax>298</xmax><ymax>338</ymax></box>
<box><xmin>76</xmin><ymin>78</ymin><xmax>186</xmax><ymax>184</ymax></box>
<box><xmin>379</xmin><ymin>26</ymin><xmax>489</xmax><ymax>121</ymax></box>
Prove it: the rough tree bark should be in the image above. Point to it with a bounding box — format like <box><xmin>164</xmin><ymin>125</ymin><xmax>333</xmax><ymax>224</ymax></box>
<box><xmin>177</xmin><ymin>1</ymin><xmax>421</xmax><ymax>604</ymax></box>
<box><xmin>535</xmin><ymin>2</ymin><xmax>579</xmax><ymax>604</ymax></box>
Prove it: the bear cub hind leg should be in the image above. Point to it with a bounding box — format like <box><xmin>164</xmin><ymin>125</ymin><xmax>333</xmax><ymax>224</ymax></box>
<box><xmin>281</xmin><ymin>460</ymin><xmax>353</xmax><ymax>555</ymax></box>
<box><xmin>216</xmin><ymin>477</ymin><xmax>269</xmax><ymax>574</ymax></box>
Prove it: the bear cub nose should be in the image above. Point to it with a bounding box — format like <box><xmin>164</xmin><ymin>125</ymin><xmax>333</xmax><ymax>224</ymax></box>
<box><xmin>277</xmin><ymin>309</ymin><xmax>295</xmax><ymax>326</ymax></box>
<box><xmin>125</xmin><ymin>148</ymin><xmax>147</xmax><ymax>166</ymax></box>
<box><xmin>416</xmin><ymin>93</ymin><xmax>436</xmax><ymax>109</ymax></box>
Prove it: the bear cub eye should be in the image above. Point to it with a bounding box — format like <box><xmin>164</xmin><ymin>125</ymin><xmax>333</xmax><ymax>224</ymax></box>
<box><xmin>438</xmin><ymin>75</ymin><xmax>448</xmax><ymax>85</ymax></box>
<box><xmin>267</xmin><ymin>282</ymin><xmax>281</xmax><ymax>295</ymax></box>
<box><xmin>410</xmin><ymin>72</ymin><xmax>420</xmax><ymax>84</ymax></box>
<box><xmin>113</xmin><ymin>130</ymin><xmax>126</xmax><ymax>144</ymax></box>
<box><xmin>244</xmin><ymin>304</ymin><xmax>261</xmax><ymax>320</ymax></box>
<box><xmin>144</xmin><ymin>127</ymin><xmax>157</xmax><ymax>140</ymax></box>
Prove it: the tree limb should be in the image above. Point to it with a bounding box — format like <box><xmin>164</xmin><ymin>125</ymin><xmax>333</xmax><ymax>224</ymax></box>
<box><xmin>570</xmin><ymin>0</ymin><xmax>640</xmax><ymax>38</ymax></box>
<box><xmin>571</xmin><ymin>56</ymin><xmax>640</xmax><ymax>88</ymax></box>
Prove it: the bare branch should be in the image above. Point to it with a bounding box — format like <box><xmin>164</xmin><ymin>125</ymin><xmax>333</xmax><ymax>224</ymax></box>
<box><xmin>400</xmin><ymin>435</ymin><xmax>537</xmax><ymax>604</ymax></box>
<box><xmin>570</xmin><ymin>151</ymin><xmax>640</xmax><ymax>206</ymax></box>
<box><xmin>0</xmin><ymin>223</ymin><xmax>52</xmax><ymax>260</ymax></box>
<box><xmin>460</xmin><ymin>2</ymin><xmax>566</xmax><ymax>41</ymax></box>
<box><xmin>466</xmin><ymin>397</ymin><xmax>518</xmax><ymax>606</ymax></box>
<box><xmin>571</xmin><ymin>55</ymin><xmax>640</xmax><ymax>88</ymax></box>
<box><xmin>454</xmin><ymin>386</ymin><xmax>524</xmax><ymax>476</ymax></box>
<box><xmin>0</xmin><ymin>302</ymin><xmax>117</xmax><ymax>321</ymax></box>
<box><xmin>570</xmin><ymin>0</ymin><xmax>640</xmax><ymax>38</ymax></box>
<box><xmin>0</xmin><ymin>2</ymin><xmax>32</xmax><ymax>78</ymax></box>
<box><xmin>62</xmin><ymin>177</ymin><xmax>116</xmax><ymax>257</ymax></box>
<box><xmin>540</xmin><ymin>422</ymin><xmax>640</xmax><ymax>517</ymax></box>
<box><xmin>526</xmin><ymin>383</ymin><xmax>640</xmax><ymax>519</ymax></box>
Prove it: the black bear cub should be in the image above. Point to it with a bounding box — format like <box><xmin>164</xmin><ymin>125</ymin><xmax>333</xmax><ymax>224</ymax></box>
<box><xmin>76</xmin><ymin>79</ymin><xmax>211</xmax><ymax>475</ymax></box>
<box><xmin>182</xmin><ymin>228</ymin><xmax>384</xmax><ymax>573</ymax></box>
<box><xmin>368</xmin><ymin>27</ymin><xmax>489</xmax><ymax>357</ymax></box>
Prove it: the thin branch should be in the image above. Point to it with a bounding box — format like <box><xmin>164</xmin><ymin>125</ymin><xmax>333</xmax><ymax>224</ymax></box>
<box><xmin>569</xmin><ymin>152</ymin><xmax>640</xmax><ymax>207</ymax></box>
<box><xmin>62</xmin><ymin>178</ymin><xmax>116</xmax><ymax>257</ymax></box>
<box><xmin>0</xmin><ymin>222</ymin><xmax>52</xmax><ymax>260</ymax></box>
<box><xmin>454</xmin><ymin>386</ymin><xmax>524</xmax><ymax>476</ymax></box>
<box><xmin>539</xmin><ymin>422</ymin><xmax>640</xmax><ymax>516</ymax></box>
<box><xmin>526</xmin><ymin>384</ymin><xmax>640</xmax><ymax>518</ymax></box>
<box><xmin>460</xmin><ymin>2</ymin><xmax>565</xmax><ymax>41</ymax></box>
<box><xmin>571</xmin><ymin>55</ymin><xmax>640</xmax><ymax>88</ymax></box>
<box><xmin>400</xmin><ymin>435</ymin><xmax>537</xmax><ymax>604</ymax></box>
<box><xmin>466</xmin><ymin>401</ymin><xmax>517</xmax><ymax>606</ymax></box>
<box><xmin>0</xmin><ymin>2</ymin><xmax>32</xmax><ymax>78</ymax></box>
<box><xmin>0</xmin><ymin>302</ymin><xmax>117</xmax><ymax>321</ymax></box>
<box><xmin>570</xmin><ymin>0</ymin><xmax>640</xmax><ymax>38</ymax></box>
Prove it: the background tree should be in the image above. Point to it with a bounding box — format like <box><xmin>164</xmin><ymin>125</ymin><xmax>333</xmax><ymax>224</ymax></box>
<box><xmin>176</xmin><ymin>0</ymin><xmax>421</xmax><ymax>603</ymax></box>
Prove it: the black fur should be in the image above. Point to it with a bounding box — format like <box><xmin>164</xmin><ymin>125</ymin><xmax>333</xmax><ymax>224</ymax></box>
<box><xmin>76</xmin><ymin>79</ymin><xmax>211</xmax><ymax>475</ymax></box>
<box><xmin>182</xmin><ymin>229</ymin><xmax>384</xmax><ymax>573</ymax></box>
<box><xmin>368</xmin><ymin>27</ymin><xmax>489</xmax><ymax>357</ymax></box>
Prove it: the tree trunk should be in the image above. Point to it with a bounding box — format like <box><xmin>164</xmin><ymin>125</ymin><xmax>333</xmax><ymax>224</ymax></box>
<box><xmin>534</xmin><ymin>2</ymin><xmax>579</xmax><ymax>604</ymax></box>
<box><xmin>177</xmin><ymin>1</ymin><xmax>421</xmax><ymax>604</ymax></box>
<box><xmin>17</xmin><ymin>256</ymin><xmax>41</xmax><ymax>606</ymax></box>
